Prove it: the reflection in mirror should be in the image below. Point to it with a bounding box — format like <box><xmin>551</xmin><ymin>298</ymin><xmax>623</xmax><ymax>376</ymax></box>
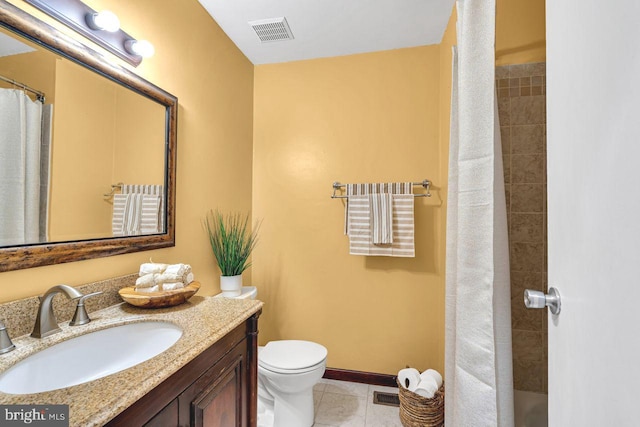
<box><xmin>0</xmin><ymin>1</ymin><xmax>177</xmax><ymax>272</ymax></box>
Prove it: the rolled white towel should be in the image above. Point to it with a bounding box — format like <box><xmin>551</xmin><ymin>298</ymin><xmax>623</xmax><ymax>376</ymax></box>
<box><xmin>185</xmin><ymin>272</ymin><xmax>194</xmax><ymax>284</ymax></box>
<box><xmin>135</xmin><ymin>284</ymin><xmax>160</xmax><ymax>293</ymax></box>
<box><xmin>135</xmin><ymin>273</ymin><xmax>156</xmax><ymax>288</ymax></box>
<box><xmin>139</xmin><ymin>263</ymin><xmax>167</xmax><ymax>276</ymax></box>
<box><xmin>398</xmin><ymin>368</ymin><xmax>421</xmax><ymax>391</ymax></box>
<box><xmin>155</xmin><ymin>272</ymin><xmax>183</xmax><ymax>284</ymax></box>
<box><xmin>164</xmin><ymin>263</ymin><xmax>190</xmax><ymax>276</ymax></box>
<box><xmin>161</xmin><ymin>282</ymin><xmax>184</xmax><ymax>291</ymax></box>
<box><xmin>413</xmin><ymin>376</ymin><xmax>439</xmax><ymax>399</ymax></box>
<box><xmin>420</xmin><ymin>369</ymin><xmax>443</xmax><ymax>390</ymax></box>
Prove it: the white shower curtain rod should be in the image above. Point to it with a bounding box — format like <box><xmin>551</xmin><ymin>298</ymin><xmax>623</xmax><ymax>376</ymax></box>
<box><xmin>0</xmin><ymin>74</ymin><xmax>45</xmax><ymax>102</ymax></box>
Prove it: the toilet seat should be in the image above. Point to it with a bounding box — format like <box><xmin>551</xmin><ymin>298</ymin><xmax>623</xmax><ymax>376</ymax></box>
<box><xmin>258</xmin><ymin>340</ymin><xmax>327</xmax><ymax>374</ymax></box>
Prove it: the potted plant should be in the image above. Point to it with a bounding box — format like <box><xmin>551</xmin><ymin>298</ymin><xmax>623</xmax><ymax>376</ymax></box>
<box><xmin>204</xmin><ymin>210</ymin><xmax>260</xmax><ymax>297</ymax></box>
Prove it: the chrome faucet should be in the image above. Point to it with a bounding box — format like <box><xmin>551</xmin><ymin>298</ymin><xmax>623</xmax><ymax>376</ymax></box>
<box><xmin>0</xmin><ymin>320</ymin><xmax>15</xmax><ymax>354</ymax></box>
<box><xmin>31</xmin><ymin>284</ymin><xmax>83</xmax><ymax>338</ymax></box>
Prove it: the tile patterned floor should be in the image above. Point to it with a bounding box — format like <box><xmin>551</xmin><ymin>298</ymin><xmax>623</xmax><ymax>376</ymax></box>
<box><xmin>312</xmin><ymin>379</ymin><xmax>402</xmax><ymax>427</ymax></box>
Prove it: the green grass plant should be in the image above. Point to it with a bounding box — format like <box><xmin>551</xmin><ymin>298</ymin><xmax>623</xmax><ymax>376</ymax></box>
<box><xmin>204</xmin><ymin>210</ymin><xmax>260</xmax><ymax>276</ymax></box>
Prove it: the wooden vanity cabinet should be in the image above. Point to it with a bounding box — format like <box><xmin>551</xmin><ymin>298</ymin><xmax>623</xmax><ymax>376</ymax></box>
<box><xmin>106</xmin><ymin>311</ymin><xmax>261</xmax><ymax>427</ymax></box>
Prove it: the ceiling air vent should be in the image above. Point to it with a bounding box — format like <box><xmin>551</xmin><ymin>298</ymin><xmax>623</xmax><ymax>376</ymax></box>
<box><xmin>248</xmin><ymin>17</ymin><xmax>294</xmax><ymax>43</ymax></box>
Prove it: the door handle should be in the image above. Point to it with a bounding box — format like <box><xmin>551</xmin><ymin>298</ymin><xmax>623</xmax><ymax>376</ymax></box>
<box><xmin>524</xmin><ymin>287</ymin><xmax>561</xmax><ymax>315</ymax></box>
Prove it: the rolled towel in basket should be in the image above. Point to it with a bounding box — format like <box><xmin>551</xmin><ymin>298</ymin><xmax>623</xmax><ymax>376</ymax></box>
<box><xmin>398</xmin><ymin>368</ymin><xmax>421</xmax><ymax>391</ymax></box>
<box><xmin>135</xmin><ymin>273</ymin><xmax>156</xmax><ymax>288</ymax></box>
<box><xmin>185</xmin><ymin>272</ymin><xmax>194</xmax><ymax>284</ymax></box>
<box><xmin>414</xmin><ymin>376</ymin><xmax>439</xmax><ymax>399</ymax></box>
<box><xmin>420</xmin><ymin>369</ymin><xmax>443</xmax><ymax>390</ymax></box>
<box><xmin>139</xmin><ymin>263</ymin><xmax>167</xmax><ymax>276</ymax></box>
<box><xmin>161</xmin><ymin>282</ymin><xmax>184</xmax><ymax>291</ymax></box>
<box><xmin>135</xmin><ymin>285</ymin><xmax>160</xmax><ymax>293</ymax></box>
<box><xmin>155</xmin><ymin>272</ymin><xmax>182</xmax><ymax>284</ymax></box>
<box><xmin>164</xmin><ymin>263</ymin><xmax>190</xmax><ymax>277</ymax></box>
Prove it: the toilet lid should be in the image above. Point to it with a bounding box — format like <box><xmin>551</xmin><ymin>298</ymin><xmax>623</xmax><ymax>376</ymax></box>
<box><xmin>259</xmin><ymin>340</ymin><xmax>327</xmax><ymax>371</ymax></box>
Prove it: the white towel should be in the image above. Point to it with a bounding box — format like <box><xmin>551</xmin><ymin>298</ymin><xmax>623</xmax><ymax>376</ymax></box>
<box><xmin>139</xmin><ymin>263</ymin><xmax>168</xmax><ymax>276</ymax></box>
<box><xmin>161</xmin><ymin>282</ymin><xmax>184</xmax><ymax>291</ymax></box>
<box><xmin>164</xmin><ymin>263</ymin><xmax>190</xmax><ymax>277</ymax></box>
<box><xmin>135</xmin><ymin>285</ymin><xmax>160</xmax><ymax>293</ymax></box>
<box><xmin>135</xmin><ymin>273</ymin><xmax>156</xmax><ymax>287</ymax></box>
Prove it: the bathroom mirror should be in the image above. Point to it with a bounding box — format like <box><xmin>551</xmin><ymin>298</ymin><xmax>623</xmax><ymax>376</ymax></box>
<box><xmin>0</xmin><ymin>1</ymin><xmax>177</xmax><ymax>272</ymax></box>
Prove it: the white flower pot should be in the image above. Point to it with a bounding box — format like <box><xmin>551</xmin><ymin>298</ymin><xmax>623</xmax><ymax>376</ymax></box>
<box><xmin>220</xmin><ymin>275</ymin><xmax>242</xmax><ymax>297</ymax></box>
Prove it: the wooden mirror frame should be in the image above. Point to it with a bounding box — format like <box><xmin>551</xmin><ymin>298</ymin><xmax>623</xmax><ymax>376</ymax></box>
<box><xmin>0</xmin><ymin>1</ymin><xmax>177</xmax><ymax>272</ymax></box>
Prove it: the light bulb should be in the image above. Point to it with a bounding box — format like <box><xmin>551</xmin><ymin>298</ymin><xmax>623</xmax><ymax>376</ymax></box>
<box><xmin>124</xmin><ymin>39</ymin><xmax>155</xmax><ymax>58</ymax></box>
<box><xmin>86</xmin><ymin>10</ymin><xmax>120</xmax><ymax>32</ymax></box>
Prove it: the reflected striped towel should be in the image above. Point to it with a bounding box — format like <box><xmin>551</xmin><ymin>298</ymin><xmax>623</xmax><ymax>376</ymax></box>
<box><xmin>347</xmin><ymin>194</ymin><xmax>415</xmax><ymax>257</ymax></box>
<box><xmin>112</xmin><ymin>193</ymin><xmax>144</xmax><ymax>236</ymax></box>
<box><xmin>122</xmin><ymin>184</ymin><xmax>164</xmax><ymax>233</ymax></box>
<box><xmin>140</xmin><ymin>195</ymin><xmax>161</xmax><ymax>234</ymax></box>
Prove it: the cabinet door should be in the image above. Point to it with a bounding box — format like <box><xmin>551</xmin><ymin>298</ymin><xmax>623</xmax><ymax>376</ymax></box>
<box><xmin>144</xmin><ymin>399</ymin><xmax>178</xmax><ymax>427</ymax></box>
<box><xmin>192</xmin><ymin>356</ymin><xmax>243</xmax><ymax>427</ymax></box>
<box><xmin>179</xmin><ymin>339</ymin><xmax>248</xmax><ymax>427</ymax></box>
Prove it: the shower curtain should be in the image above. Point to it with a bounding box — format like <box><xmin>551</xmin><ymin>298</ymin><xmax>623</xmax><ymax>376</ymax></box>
<box><xmin>0</xmin><ymin>89</ymin><xmax>48</xmax><ymax>246</ymax></box>
<box><xmin>445</xmin><ymin>0</ymin><xmax>514</xmax><ymax>426</ymax></box>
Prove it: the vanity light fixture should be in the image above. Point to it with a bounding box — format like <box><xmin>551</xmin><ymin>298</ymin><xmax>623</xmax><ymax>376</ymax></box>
<box><xmin>24</xmin><ymin>0</ymin><xmax>152</xmax><ymax>67</ymax></box>
<box><xmin>85</xmin><ymin>10</ymin><xmax>120</xmax><ymax>33</ymax></box>
<box><xmin>124</xmin><ymin>39</ymin><xmax>155</xmax><ymax>58</ymax></box>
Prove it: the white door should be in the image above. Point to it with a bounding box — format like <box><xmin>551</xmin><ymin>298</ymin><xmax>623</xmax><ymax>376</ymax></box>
<box><xmin>546</xmin><ymin>0</ymin><xmax>640</xmax><ymax>425</ymax></box>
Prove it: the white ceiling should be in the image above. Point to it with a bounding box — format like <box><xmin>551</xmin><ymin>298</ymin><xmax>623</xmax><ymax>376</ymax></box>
<box><xmin>197</xmin><ymin>0</ymin><xmax>456</xmax><ymax>65</ymax></box>
<box><xmin>0</xmin><ymin>32</ymin><xmax>35</xmax><ymax>58</ymax></box>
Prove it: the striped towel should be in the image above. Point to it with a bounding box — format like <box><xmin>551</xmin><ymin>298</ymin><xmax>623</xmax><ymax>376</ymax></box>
<box><xmin>347</xmin><ymin>194</ymin><xmax>415</xmax><ymax>257</ymax></box>
<box><xmin>112</xmin><ymin>193</ymin><xmax>144</xmax><ymax>236</ymax></box>
<box><xmin>140</xmin><ymin>195</ymin><xmax>161</xmax><ymax>234</ymax></box>
<box><xmin>344</xmin><ymin>182</ymin><xmax>412</xmax><ymax>235</ymax></box>
<box><xmin>121</xmin><ymin>184</ymin><xmax>164</xmax><ymax>233</ymax></box>
<box><xmin>371</xmin><ymin>193</ymin><xmax>393</xmax><ymax>244</ymax></box>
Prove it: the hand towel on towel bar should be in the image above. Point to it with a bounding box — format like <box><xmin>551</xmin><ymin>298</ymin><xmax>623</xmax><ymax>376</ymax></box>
<box><xmin>370</xmin><ymin>193</ymin><xmax>393</xmax><ymax>244</ymax></box>
<box><xmin>344</xmin><ymin>182</ymin><xmax>412</xmax><ymax>235</ymax></box>
<box><xmin>347</xmin><ymin>194</ymin><xmax>415</xmax><ymax>257</ymax></box>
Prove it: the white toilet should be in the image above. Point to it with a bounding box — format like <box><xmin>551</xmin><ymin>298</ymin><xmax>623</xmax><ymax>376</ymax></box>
<box><xmin>216</xmin><ymin>286</ymin><xmax>327</xmax><ymax>427</ymax></box>
<box><xmin>258</xmin><ymin>340</ymin><xmax>327</xmax><ymax>427</ymax></box>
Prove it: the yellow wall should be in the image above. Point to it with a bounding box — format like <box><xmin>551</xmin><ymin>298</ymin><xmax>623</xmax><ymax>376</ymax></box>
<box><xmin>0</xmin><ymin>0</ymin><xmax>254</xmax><ymax>303</ymax></box>
<box><xmin>50</xmin><ymin>59</ymin><xmax>117</xmax><ymax>240</ymax></box>
<box><xmin>0</xmin><ymin>48</ymin><xmax>56</xmax><ymax>104</ymax></box>
<box><xmin>252</xmin><ymin>7</ymin><xmax>456</xmax><ymax>373</ymax></box>
<box><xmin>49</xmin><ymin>58</ymin><xmax>166</xmax><ymax>241</ymax></box>
<box><xmin>496</xmin><ymin>0</ymin><xmax>546</xmax><ymax>65</ymax></box>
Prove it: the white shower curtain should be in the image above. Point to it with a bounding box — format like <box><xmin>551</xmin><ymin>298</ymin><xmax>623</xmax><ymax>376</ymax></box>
<box><xmin>0</xmin><ymin>89</ymin><xmax>45</xmax><ymax>246</ymax></box>
<box><xmin>445</xmin><ymin>1</ymin><xmax>514</xmax><ymax>426</ymax></box>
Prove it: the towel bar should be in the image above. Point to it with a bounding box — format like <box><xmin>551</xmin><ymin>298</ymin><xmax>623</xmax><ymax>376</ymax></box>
<box><xmin>331</xmin><ymin>180</ymin><xmax>431</xmax><ymax>199</ymax></box>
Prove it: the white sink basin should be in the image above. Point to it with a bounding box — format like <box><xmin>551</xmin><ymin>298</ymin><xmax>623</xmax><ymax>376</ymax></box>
<box><xmin>0</xmin><ymin>321</ymin><xmax>182</xmax><ymax>395</ymax></box>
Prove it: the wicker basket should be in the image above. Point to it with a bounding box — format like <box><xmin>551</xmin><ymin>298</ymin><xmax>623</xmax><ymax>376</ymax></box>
<box><xmin>397</xmin><ymin>380</ymin><xmax>445</xmax><ymax>427</ymax></box>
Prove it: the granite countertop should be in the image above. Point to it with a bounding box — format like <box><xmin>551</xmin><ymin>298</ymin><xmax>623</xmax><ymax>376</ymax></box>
<box><xmin>0</xmin><ymin>296</ymin><xmax>263</xmax><ymax>426</ymax></box>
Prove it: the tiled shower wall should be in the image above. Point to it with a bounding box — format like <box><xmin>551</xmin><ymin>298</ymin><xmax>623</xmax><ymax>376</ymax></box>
<box><xmin>496</xmin><ymin>62</ymin><xmax>547</xmax><ymax>393</ymax></box>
